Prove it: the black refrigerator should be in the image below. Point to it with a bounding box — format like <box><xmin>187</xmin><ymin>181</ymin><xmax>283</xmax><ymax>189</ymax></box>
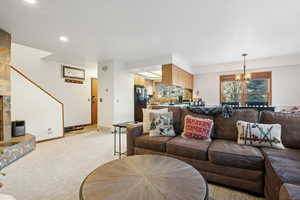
<box><xmin>134</xmin><ymin>85</ymin><xmax>147</xmax><ymax>122</ymax></box>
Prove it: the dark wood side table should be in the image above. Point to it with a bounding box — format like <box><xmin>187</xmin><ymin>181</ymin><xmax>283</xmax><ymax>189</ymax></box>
<box><xmin>112</xmin><ymin>121</ymin><xmax>139</xmax><ymax>159</ymax></box>
<box><xmin>80</xmin><ymin>155</ymin><xmax>208</xmax><ymax>200</ymax></box>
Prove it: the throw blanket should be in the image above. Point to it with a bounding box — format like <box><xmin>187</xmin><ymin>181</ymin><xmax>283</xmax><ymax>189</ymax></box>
<box><xmin>188</xmin><ymin>105</ymin><xmax>235</xmax><ymax>118</ymax></box>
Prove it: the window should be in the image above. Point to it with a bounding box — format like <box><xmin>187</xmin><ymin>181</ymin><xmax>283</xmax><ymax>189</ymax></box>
<box><xmin>220</xmin><ymin>72</ymin><xmax>272</xmax><ymax>106</ymax></box>
<box><xmin>247</xmin><ymin>79</ymin><xmax>268</xmax><ymax>103</ymax></box>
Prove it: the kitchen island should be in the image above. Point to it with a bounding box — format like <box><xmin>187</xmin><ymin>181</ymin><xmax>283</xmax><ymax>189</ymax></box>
<box><xmin>147</xmin><ymin>104</ymin><xmax>189</xmax><ymax>109</ymax></box>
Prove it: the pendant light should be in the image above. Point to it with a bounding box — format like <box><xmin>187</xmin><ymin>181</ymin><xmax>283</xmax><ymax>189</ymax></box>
<box><xmin>236</xmin><ymin>53</ymin><xmax>251</xmax><ymax>81</ymax></box>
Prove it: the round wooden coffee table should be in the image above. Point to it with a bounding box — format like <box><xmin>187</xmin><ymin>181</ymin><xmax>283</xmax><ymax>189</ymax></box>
<box><xmin>80</xmin><ymin>155</ymin><xmax>208</xmax><ymax>200</ymax></box>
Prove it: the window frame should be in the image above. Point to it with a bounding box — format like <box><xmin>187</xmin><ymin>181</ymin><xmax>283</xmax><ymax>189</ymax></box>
<box><xmin>219</xmin><ymin>71</ymin><xmax>272</xmax><ymax>106</ymax></box>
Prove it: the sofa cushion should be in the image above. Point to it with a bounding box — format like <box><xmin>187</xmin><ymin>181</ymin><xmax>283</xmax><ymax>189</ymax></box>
<box><xmin>208</xmin><ymin>139</ymin><xmax>264</xmax><ymax>171</ymax></box>
<box><xmin>181</xmin><ymin>109</ymin><xmax>214</xmax><ymax>134</ymax></box>
<box><xmin>166</xmin><ymin>136</ymin><xmax>210</xmax><ymax>160</ymax></box>
<box><xmin>265</xmin><ymin>154</ymin><xmax>300</xmax><ymax>200</ymax></box>
<box><xmin>149</xmin><ymin>112</ymin><xmax>176</xmax><ymax>137</ymax></box>
<box><xmin>135</xmin><ymin>135</ymin><xmax>173</xmax><ymax>152</ymax></box>
<box><xmin>214</xmin><ymin>109</ymin><xmax>259</xmax><ymax>141</ymax></box>
<box><xmin>260</xmin><ymin>111</ymin><xmax>300</xmax><ymax>149</ymax></box>
<box><xmin>237</xmin><ymin>120</ymin><xmax>284</xmax><ymax>149</ymax></box>
<box><xmin>261</xmin><ymin>147</ymin><xmax>300</xmax><ymax>162</ymax></box>
<box><xmin>142</xmin><ymin>108</ymin><xmax>168</xmax><ymax>133</ymax></box>
<box><xmin>262</xmin><ymin>147</ymin><xmax>300</xmax><ymax>183</ymax></box>
<box><xmin>280</xmin><ymin>183</ymin><xmax>300</xmax><ymax>200</ymax></box>
<box><xmin>182</xmin><ymin>115</ymin><xmax>214</xmax><ymax>141</ymax></box>
<box><xmin>267</xmin><ymin>156</ymin><xmax>300</xmax><ymax>184</ymax></box>
<box><xmin>151</xmin><ymin>106</ymin><xmax>182</xmax><ymax>135</ymax></box>
<box><xmin>263</xmin><ymin>147</ymin><xmax>300</xmax><ymax>200</ymax></box>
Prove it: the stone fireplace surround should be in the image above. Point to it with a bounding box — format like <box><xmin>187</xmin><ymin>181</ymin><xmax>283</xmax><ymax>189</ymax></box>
<box><xmin>0</xmin><ymin>28</ymin><xmax>12</xmax><ymax>142</ymax></box>
<box><xmin>0</xmin><ymin>28</ymin><xmax>35</xmax><ymax>169</ymax></box>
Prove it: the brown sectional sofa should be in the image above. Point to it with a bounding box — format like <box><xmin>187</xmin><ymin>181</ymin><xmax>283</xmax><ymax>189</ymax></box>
<box><xmin>127</xmin><ymin>106</ymin><xmax>300</xmax><ymax>200</ymax></box>
<box><xmin>280</xmin><ymin>184</ymin><xmax>300</xmax><ymax>200</ymax></box>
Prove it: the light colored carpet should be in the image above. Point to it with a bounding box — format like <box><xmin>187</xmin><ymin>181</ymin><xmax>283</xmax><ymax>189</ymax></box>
<box><xmin>1</xmin><ymin>131</ymin><xmax>264</xmax><ymax>200</ymax></box>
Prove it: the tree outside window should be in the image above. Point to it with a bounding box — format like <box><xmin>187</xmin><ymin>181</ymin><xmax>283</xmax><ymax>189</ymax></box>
<box><xmin>220</xmin><ymin>72</ymin><xmax>272</xmax><ymax>106</ymax></box>
<box><xmin>223</xmin><ymin>81</ymin><xmax>242</xmax><ymax>103</ymax></box>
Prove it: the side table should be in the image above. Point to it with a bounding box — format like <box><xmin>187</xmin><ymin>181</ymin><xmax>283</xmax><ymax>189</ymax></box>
<box><xmin>112</xmin><ymin>121</ymin><xmax>140</xmax><ymax>159</ymax></box>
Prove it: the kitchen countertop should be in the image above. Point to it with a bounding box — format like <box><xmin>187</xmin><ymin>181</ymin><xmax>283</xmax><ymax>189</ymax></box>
<box><xmin>148</xmin><ymin>104</ymin><xmax>189</xmax><ymax>108</ymax></box>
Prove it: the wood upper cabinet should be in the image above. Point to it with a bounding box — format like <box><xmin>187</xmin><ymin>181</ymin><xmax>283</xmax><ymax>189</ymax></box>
<box><xmin>185</xmin><ymin>72</ymin><xmax>194</xmax><ymax>89</ymax></box>
<box><xmin>134</xmin><ymin>75</ymin><xmax>146</xmax><ymax>86</ymax></box>
<box><xmin>162</xmin><ymin>64</ymin><xmax>193</xmax><ymax>89</ymax></box>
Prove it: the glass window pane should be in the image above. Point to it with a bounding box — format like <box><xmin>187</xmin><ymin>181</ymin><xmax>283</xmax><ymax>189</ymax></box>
<box><xmin>247</xmin><ymin>79</ymin><xmax>268</xmax><ymax>103</ymax></box>
<box><xmin>222</xmin><ymin>81</ymin><xmax>242</xmax><ymax>103</ymax></box>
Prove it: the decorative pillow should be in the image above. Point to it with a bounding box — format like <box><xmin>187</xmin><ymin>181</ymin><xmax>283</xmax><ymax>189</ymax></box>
<box><xmin>237</xmin><ymin>120</ymin><xmax>284</xmax><ymax>149</ymax></box>
<box><xmin>149</xmin><ymin>112</ymin><xmax>176</xmax><ymax>137</ymax></box>
<box><xmin>142</xmin><ymin>108</ymin><xmax>168</xmax><ymax>134</ymax></box>
<box><xmin>182</xmin><ymin>115</ymin><xmax>214</xmax><ymax>141</ymax></box>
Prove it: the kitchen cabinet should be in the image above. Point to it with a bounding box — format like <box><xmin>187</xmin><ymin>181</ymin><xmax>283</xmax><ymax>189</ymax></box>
<box><xmin>134</xmin><ymin>75</ymin><xmax>145</xmax><ymax>86</ymax></box>
<box><xmin>162</xmin><ymin>64</ymin><xmax>193</xmax><ymax>89</ymax></box>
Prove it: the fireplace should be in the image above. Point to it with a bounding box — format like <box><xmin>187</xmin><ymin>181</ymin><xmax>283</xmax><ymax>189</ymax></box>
<box><xmin>0</xmin><ymin>96</ymin><xmax>3</xmax><ymax>139</ymax></box>
<box><xmin>0</xmin><ymin>28</ymin><xmax>12</xmax><ymax>142</ymax></box>
<box><xmin>0</xmin><ymin>96</ymin><xmax>11</xmax><ymax>141</ymax></box>
<box><xmin>0</xmin><ymin>28</ymin><xmax>35</xmax><ymax>169</ymax></box>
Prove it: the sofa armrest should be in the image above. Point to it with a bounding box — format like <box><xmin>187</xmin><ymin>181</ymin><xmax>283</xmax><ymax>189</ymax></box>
<box><xmin>127</xmin><ymin>123</ymin><xmax>143</xmax><ymax>156</ymax></box>
<box><xmin>280</xmin><ymin>183</ymin><xmax>300</xmax><ymax>200</ymax></box>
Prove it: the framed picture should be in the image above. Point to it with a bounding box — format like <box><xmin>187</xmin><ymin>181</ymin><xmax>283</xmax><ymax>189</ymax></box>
<box><xmin>62</xmin><ymin>65</ymin><xmax>85</xmax><ymax>80</ymax></box>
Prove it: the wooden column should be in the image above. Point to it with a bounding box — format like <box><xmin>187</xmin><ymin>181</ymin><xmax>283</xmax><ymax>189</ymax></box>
<box><xmin>0</xmin><ymin>28</ymin><xmax>11</xmax><ymax>141</ymax></box>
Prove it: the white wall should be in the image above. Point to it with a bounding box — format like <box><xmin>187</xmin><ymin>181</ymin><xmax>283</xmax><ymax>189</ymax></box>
<box><xmin>11</xmin><ymin>70</ymin><xmax>63</xmax><ymax>141</ymax></box>
<box><xmin>98</xmin><ymin>60</ymin><xmax>114</xmax><ymax>128</ymax></box>
<box><xmin>272</xmin><ymin>66</ymin><xmax>300</xmax><ymax>106</ymax></box>
<box><xmin>10</xmin><ymin>43</ymin><xmax>97</xmax><ymax>127</ymax></box>
<box><xmin>194</xmin><ymin>72</ymin><xmax>220</xmax><ymax>105</ymax></box>
<box><xmin>98</xmin><ymin>60</ymin><xmax>134</xmax><ymax>128</ymax></box>
<box><xmin>113</xmin><ymin>61</ymin><xmax>134</xmax><ymax>123</ymax></box>
<box><xmin>193</xmin><ymin>65</ymin><xmax>300</xmax><ymax>106</ymax></box>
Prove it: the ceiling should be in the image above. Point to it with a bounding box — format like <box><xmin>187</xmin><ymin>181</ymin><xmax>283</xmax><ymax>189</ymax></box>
<box><xmin>1</xmin><ymin>0</ymin><xmax>300</xmax><ymax>72</ymax></box>
<box><xmin>136</xmin><ymin>69</ymin><xmax>162</xmax><ymax>81</ymax></box>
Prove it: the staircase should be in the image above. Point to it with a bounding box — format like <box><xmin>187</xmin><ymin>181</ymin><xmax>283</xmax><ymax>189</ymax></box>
<box><xmin>10</xmin><ymin>66</ymin><xmax>64</xmax><ymax>142</ymax></box>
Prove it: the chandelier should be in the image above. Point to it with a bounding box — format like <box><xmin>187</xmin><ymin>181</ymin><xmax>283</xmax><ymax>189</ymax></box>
<box><xmin>235</xmin><ymin>53</ymin><xmax>251</xmax><ymax>81</ymax></box>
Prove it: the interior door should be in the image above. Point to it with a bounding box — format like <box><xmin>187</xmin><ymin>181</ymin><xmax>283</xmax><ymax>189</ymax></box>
<box><xmin>91</xmin><ymin>78</ymin><xmax>98</xmax><ymax>124</ymax></box>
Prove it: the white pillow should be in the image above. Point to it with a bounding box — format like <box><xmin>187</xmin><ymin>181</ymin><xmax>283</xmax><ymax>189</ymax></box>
<box><xmin>142</xmin><ymin>108</ymin><xmax>168</xmax><ymax>133</ymax></box>
<box><xmin>149</xmin><ymin>112</ymin><xmax>176</xmax><ymax>137</ymax></box>
<box><xmin>237</xmin><ymin>120</ymin><xmax>284</xmax><ymax>149</ymax></box>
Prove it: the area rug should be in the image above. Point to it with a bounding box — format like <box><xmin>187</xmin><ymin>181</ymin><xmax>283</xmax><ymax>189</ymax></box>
<box><xmin>1</xmin><ymin>131</ymin><xmax>264</xmax><ymax>200</ymax></box>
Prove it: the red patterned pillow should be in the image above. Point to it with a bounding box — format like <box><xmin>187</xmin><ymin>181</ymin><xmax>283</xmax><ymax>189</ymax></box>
<box><xmin>182</xmin><ymin>115</ymin><xmax>214</xmax><ymax>141</ymax></box>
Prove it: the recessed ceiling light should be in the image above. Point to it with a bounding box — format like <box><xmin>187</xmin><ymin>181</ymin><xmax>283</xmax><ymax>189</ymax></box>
<box><xmin>59</xmin><ymin>36</ymin><xmax>69</xmax><ymax>42</ymax></box>
<box><xmin>137</xmin><ymin>72</ymin><xmax>161</xmax><ymax>80</ymax></box>
<box><xmin>24</xmin><ymin>0</ymin><xmax>37</xmax><ymax>4</ymax></box>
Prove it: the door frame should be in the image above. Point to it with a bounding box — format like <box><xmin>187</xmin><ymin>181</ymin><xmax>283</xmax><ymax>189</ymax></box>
<box><xmin>91</xmin><ymin>78</ymin><xmax>98</xmax><ymax>125</ymax></box>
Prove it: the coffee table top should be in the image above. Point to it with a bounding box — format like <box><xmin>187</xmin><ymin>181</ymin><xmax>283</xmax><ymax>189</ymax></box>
<box><xmin>80</xmin><ymin>155</ymin><xmax>208</xmax><ymax>200</ymax></box>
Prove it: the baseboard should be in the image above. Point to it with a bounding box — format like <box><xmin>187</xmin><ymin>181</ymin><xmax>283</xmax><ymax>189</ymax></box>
<box><xmin>64</xmin><ymin>123</ymin><xmax>92</xmax><ymax>129</ymax></box>
<box><xmin>64</xmin><ymin>123</ymin><xmax>92</xmax><ymax>133</ymax></box>
<box><xmin>37</xmin><ymin>136</ymin><xmax>64</xmax><ymax>143</ymax></box>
